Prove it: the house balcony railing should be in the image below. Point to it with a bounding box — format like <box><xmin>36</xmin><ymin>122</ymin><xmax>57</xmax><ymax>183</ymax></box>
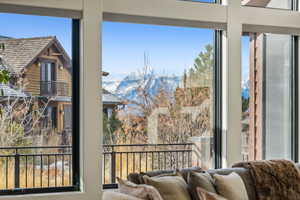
<box><xmin>0</xmin><ymin>143</ymin><xmax>200</xmax><ymax>191</ymax></box>
<box><xmin>40</xmin><ymin>81</ymin><xmax>69</xmax><ymax>97</ymax></box>
<box><xmin>0</xmin><ymin>145</ymin><xmax>72</xmax><ymax>191</ymax></box>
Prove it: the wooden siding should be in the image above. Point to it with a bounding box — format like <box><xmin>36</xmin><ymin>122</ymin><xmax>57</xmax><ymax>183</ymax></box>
<box><xmin>24</xmin><ymin>63</ymin><xmax>40</xmax><ymax>96</ymax></box>
<box><xmin>19</xmin><ymin>42</ymin><xmax>72</xmax><ymax>133</ymax></box>
<box><xmin>57</xmin><ymin>67</ymin><xmax>72</xmax><ymax>96</ymax></box>
<box><xmin>23</xmin><ymin>44</ymin><xmax>72</xmax><ymax>97</ymax></box>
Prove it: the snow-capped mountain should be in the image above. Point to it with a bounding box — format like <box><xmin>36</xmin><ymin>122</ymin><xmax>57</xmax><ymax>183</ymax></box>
<box><xmin>102</xmin><ymin>80</ymin><xmax>120</xmax><ymax>93</ymax></box>
<box><xmin>103</xmin><ymin>72</ymin><xmax>181</xmax><ymax>102</ymax></box>
<box><xmin>103</xmin><ymin>72</ymin><xmax>250</xmax><ymax>102</ymax></box>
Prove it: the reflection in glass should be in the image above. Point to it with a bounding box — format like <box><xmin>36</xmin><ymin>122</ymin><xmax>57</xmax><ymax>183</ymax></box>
<box><xmin>242</xmin><ymin>0</ymin><xmax>292</xmax><ymax>10</ymax></box>
<box><xmin>264</xmin><ymin>34</ymin><xmax>292</xmax><ymax>159</ymax></box>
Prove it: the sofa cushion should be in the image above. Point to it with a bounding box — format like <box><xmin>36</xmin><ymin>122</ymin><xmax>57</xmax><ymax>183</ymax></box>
<box><xmin>196</xmin><ymin>187</ymin><xmax>227</xmax><ymax>200</ymax></box>
<box><xmin>117</xmin><ymin>177</ymin><xmax>163</xmax><ymax>200</ymax></box>
<box><xmin>187</xmin><ymin>171</ymin><xmax>217</xmax><ymax>200</ymax></box>
<box><xmin>207</xmin><ymin>167</ymin><xmax>256</xmax><ymax>200</ymax></box>
<box><xmin>143</xmin><ymin>174</ymin><xmax>192</xmax><ymax>200</ymax></box>
<box><xmin>103</xmin><ymin>191</ymin><xmax>143</xmax><ymax>200</ymax></box>
<box><xmin>213</xmin><ymin>172</ymin><xmax>249</xmax><ymax>200</ymax></box>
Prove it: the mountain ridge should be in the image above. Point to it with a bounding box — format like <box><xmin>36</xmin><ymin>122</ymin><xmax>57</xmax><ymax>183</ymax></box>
<box><xmin>103</xmin><ymin>73</ymin><xmax>250</xmax><ymax>101</ymax></box>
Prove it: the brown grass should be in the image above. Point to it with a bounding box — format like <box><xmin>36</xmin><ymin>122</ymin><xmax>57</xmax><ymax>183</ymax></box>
<box><xmin>0</xmin><ymin>163</ymin><xmax>71</xmax><ymax>190</ymax></box>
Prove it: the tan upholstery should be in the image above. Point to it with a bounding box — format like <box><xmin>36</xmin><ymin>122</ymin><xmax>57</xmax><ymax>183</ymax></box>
<box><xmin>127</xmin><ymin>163</ymin><xmax>300</xmax><ymax>200</ymax></box>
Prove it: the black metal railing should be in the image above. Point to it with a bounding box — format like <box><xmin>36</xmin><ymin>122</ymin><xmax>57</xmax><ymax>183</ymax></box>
<box><xmin>40</xmin><ymin>81</ymin><xmax>69</xmax><ymax>96</ymax></box>
<box><xmin>102</xmin><ymin>143</ymin><xmax>197</xmax><ymax>185</ymax></box>
<box><xmin>0</xmin><ymin>143</ymin><xmax>200</xmax><ymax>190</ymax></box>
<box><xmin>0</xmin><ymin>146</ymin><xmax>72</xmax><ymax>190</ymax></box>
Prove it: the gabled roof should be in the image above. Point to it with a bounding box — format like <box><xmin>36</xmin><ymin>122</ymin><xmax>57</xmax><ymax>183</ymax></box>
<box><xmin>102</xmin><ymin>89</ymin><xmax>123</xmax><ymax>105</ymax></box>
<box><xmin>0</xmin><ymin>36</ymin><xmax>71</xmax><ymax>74</ymax></box>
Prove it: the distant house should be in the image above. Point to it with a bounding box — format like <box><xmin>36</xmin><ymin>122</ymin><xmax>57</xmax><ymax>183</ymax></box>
<box><xmin>102</xmin><ymin>72</ymin><xmax>123</xmax><ymax>118</ymax></box>
<box><xmin>0</xmin><ymin>36</ymin><xmax>124</xmax><ymax>135</ymax></box>
<box><xmin>0</xmin><ymin>36</ymin><xmax>72</xmax><ymax>133</ymax></box>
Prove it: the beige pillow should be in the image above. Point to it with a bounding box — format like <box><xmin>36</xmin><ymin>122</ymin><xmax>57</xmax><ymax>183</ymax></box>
<box><xmin>214</xmin><ymin>172</ymin><xmax>249</xmax><ymax>200</ymax></box>
<box><xmin>143</xmin><ymin>174</ymin><xmax>191</xmax><ymax>200</ymax></box>
<box><xmin>196</xmin><ymin>187</ymin><xmax>227</xmax><ymax>200</ymax></box>
<box><xmin>188</xmin><ymin>171</ymin><xmax>216</xmax><ymax>200</ymax></box>
<box><xmin>117</xmin><ymin>177</ymin><xmax>163</xmax><ymax>200</ymax></box>
<box><xmin>103</xmin><ymin>191</ymin><xmax>143</xmax><ymax>200</ymax></box>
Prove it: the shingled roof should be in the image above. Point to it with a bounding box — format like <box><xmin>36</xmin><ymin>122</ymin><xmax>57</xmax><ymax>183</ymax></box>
<box><xmin>102</xmin><ymin>89</ymin><xmax>123</xmax><ymax>105</ymax></box>
<box><xmin>0</xmin><ymin>36</ymin><xmax>71</xmax><ymax>74</ymax></box>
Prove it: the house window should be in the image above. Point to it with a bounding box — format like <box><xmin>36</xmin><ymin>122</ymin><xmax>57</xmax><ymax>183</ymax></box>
<box><xmin>0</xmin><ymin>13</ymin><xmax>80</xmax><ymax>194</ymax></box>
<box><xmin>43</xmin><ymin>106</ymin><xmax>58</xmax><ymax>129</ymax></box>
<box><xmin>40</xmin><ymin>61</ymin><xmax>56</xmax><ymax>95</ymax></box>
<box><xmin>241</xmin><ymin>32</ymin><xmax>298</xmax><ymax>161</ymax></box>
<box><xmin>102</xmin><ymin>21</ymin><xmax>222</xmax><ymax>187</ymax></box>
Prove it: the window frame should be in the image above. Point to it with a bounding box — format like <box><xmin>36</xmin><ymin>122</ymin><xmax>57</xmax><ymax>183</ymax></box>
<box><xmin>0</xmin><ymin>1</ymin><xmax>103</xmax><ymax>200</ymax></box>
<box><xmin>214</xmin><ymin>30</ymin><xmax>223</xmax><ymax>168</ymax></box>
<box><xmin>259</xmin><ymin>0</ymin><xmax>299</xmax><ymax>162</ymax></box>
<box><xmin>102</xmin><ymin>24</ymin><xmax>224</xmax><ymax>190</ymax></box>
<box><xmin>0</xmin><ymin>18</ymin><xmax>81</xmax><ymax>196</ymax></box>
<box><xmin>0</xmin><ymin>0</ymin><xmax>299</xmax><ymax>199</ymax></box>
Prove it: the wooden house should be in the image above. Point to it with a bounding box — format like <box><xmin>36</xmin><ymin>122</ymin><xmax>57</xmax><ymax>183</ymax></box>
<box><xmin>0</xmin><ymin>36</ymin><xmax>72</xmax><ymax>133</ymax></box>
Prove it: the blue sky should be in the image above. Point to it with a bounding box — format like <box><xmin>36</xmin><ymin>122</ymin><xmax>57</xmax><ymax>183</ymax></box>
<box><xmin>0</xmin><ymin>13</ymin><xmax>249</xmax><ymax>82</ymax></box>
<box><xmin>0</xmin><ymin>13</ymin><xmax>72</xmax><ymax>56</ymax></box>
<box><xmin>103</xmin><ymin>22</ymin><xmax>215</xmax><ymax>80</ymax></box>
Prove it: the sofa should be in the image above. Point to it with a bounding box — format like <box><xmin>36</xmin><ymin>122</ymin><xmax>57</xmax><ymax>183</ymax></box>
<box><xmin>126</xmin><ymin>163</ymin><xmax>300</xmax><ymax>200</ymax></box>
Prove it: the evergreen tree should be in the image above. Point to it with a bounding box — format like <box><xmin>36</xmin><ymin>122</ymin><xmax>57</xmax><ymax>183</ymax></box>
<box><xmin>103</xmin><ymin>111</ymin><xmax>122</xmax><ymax>144</ymax></box>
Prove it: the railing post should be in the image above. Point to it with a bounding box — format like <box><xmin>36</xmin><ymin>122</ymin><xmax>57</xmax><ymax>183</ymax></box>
<box><xmin>14</xmin><ymin>149</ymin><xmax>20</xmax><ymax>188</ymax></box>
<box><xmin>111</xmin><ymin>147</ymin><xmax>116</xmax><ymax>184</ymax></box>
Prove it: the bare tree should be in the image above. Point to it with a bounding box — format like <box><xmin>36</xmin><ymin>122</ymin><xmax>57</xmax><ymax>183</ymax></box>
<box><xmin>112</xmin><ymin>45</ymin><xmax>214</xmax><ymax>145</ymax></box>
<box><xmin>0</xmin><ymin>61</ymin><xmax>57</xmax><ymax>147</ymax></box>
<box><xmin>0</xmin><ymin>93</ymin><xmax>56</xmax><ymax>147</ymax></box>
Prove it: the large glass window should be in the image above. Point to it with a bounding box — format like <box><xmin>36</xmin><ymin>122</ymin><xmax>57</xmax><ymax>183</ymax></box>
<box><xmin>241</xmin><ymin>33</ymin><xmax>297</xmax><ymax>161</ymax></box>
<box><xmin>102</xmin><ymin>22</ymin><xmax>220</xmax><ymax>186</ymax></box>
<box><xmin>0</xmin><ymin>13</ymin><xmax>79</xmax><ymax>194</ymax></box>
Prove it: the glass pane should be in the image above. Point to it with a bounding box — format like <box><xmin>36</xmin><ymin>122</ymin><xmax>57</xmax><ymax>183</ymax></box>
<box><xmin>102</xmin><ymin>22</ymin><xmax>215</xmax><ymax>185</ymax></box>
<box><xmin>241</xmin><ymin>36</ymin><xmax>250</xmax><ymax>161</ymax></box>
<box><xmin>264</xmin><ymin>34</ymin><xmax>292</xmax><ymax>159</ymax></box>
<box><xmin>241</xmin><ymin>33</ymin><xmax>293</xmax><ymax>161</ymax></box>
<box><xmin>242</xmin><ymin>0</ymin><xmax>292</xmax><ymax>9</ymax></box>
<box><xmin>0</xmin><ymin>13</ymin><xmax>74</xmax><ymax>191</ymax></box>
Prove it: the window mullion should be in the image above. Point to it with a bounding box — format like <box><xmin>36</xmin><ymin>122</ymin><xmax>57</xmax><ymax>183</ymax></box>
<box><xmin>224</xmin><ymin>0</ymin><xmax>243</xmax><ymax>167</ymax></box>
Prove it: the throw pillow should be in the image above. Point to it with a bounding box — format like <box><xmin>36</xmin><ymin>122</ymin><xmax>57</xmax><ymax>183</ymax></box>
<box><xmin>213</xmin><ymin>172</ymin><xmax>249</xmax><ymax>200</ymax></box>
<box><xmin>143</xmin><ymin>174</ymin><xmax>192</xmax><ymax>200</ymax></box>
<box><xmin>102</xmin><ymin>191</ymin><xmax>143</xmax><ymax>200</ymax></box>
<box><xmin>196</xmin><ymin>187</ymin><xmax>227</xmax><ymax>200</ymax></box>
<box><xmin>117</xmin><ymin>177</ymin><xmax>163</xmax><ymax>200</ymax></box>
<box><xmin>188</xmin><ymin>171</ymin><xmax>217</xmax><ymax>200</ymax></box>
